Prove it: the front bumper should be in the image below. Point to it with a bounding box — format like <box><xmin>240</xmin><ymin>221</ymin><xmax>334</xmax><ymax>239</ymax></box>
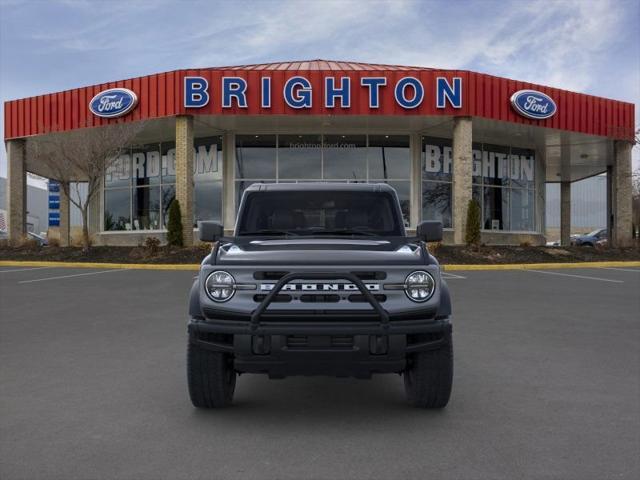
<box><xmin>190</xmin><ymin>270</ymin><xmax>450</xmax><ymax>378</ymax></box>
<box><xmin>188</xmin><ymin>317</ymin><xmax>451</xmax><ymax>378</ymax></box>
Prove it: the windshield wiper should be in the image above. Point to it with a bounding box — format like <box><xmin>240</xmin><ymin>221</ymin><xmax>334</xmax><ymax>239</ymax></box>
<box><xmin>239</xmin><ymin>229</ymin><xmax>299</xmax><ymax>236</ymax></box>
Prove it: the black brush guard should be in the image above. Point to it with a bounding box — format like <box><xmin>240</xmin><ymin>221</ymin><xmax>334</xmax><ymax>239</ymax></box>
<box><xmin>249</xmin><ymin>272</ymin><xmax>390</xmax><ymax>332</ymax></box>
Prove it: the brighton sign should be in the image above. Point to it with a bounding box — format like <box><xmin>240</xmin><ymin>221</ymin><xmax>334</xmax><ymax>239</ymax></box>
<box><xmin>510</xmin><ymin>89</ymin><xmax>557</xmax><ymax>120</ymax></box>
<box><xmin>89</xmin><ymin>88</ymin><xmax>138</xmax><ymax>118</ymax></box>
<box><xmin>183</xmin><ymin>75</ymin><xmax>463</xmax><ymax>110</ymax></box>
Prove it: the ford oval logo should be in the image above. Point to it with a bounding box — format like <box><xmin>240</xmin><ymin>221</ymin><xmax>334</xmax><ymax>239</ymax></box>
<box><xmin>89</xmin><ymin>88</ymin><xmax>138</xmax><ymax>118</ymax></box>
<box><xmin>510</xmin><ymin>89</ymin><xmax>556</xmax><ymax>120</ymax></box>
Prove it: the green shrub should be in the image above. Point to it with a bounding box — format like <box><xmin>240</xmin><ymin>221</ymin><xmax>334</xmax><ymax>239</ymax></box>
<box><xmin>144</xmin><ymin>236</ymin><xmax>161</xmax><ymax>256</ymax></box>
<box><xmin>465</xmin><ymin>199</ymin><xmax>481</xmax><ymax>246</ymax></box>
<box><xmin>166</xmin><ymin>200</ymin><xmax>183</xmax><ymax>247</ymax></box>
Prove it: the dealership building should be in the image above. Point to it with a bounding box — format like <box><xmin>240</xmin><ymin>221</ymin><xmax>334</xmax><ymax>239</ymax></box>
<box><xmin>3</xmin><ymin>60</ymin><xmax>635</xmax><ymax>246</ymax></box>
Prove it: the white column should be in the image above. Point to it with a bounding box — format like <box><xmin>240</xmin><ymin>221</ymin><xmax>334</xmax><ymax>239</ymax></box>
<box><xmin>175</xmin><ymin>115</ymin><xmax>194</xmax><ymax>246</ymax></box>
<box><xmin>222</xmin><ymin>133</ymin><xmax>236</xmax><ymax>234</ymax></box>
<box><xmin>59</xmin><ymin>182</ymin><xmax>70</xmax><ymax>246</ymax></box>
<box><xmin>452</xmin><ymin>117</ymin><xmax>473</xmax><ymax>244</ymax></box>
<box><xmin>560</xmin><ymin>181</ymin><xmax>571</xmax><ymax>246</ymax></box>
<box><xmin>409</xmin><ymin>133</ymin><xmax>422</xmax><ymax>230</ymax></box>
<box><xmin>6</xmin><ymin>139</ymin><xmax>27</xmax><ymax>244</ymax></box>
<box><xmin>611</xmin><ymin>141</ymin><xmax>633</xmax><ymax>247</ymax></box>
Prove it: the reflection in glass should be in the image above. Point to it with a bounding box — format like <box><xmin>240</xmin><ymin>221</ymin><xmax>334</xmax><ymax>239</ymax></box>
<box><xmin>482</xmin><ymin>144</ymin><xmax>510</xmax><ymax>187</ymax></box>
<box><xmin>278</xmin><ymin>134</ymin><xmax>322</xmax><ymax>179</ymax></box>
<box><xmin>510</xmin><ymin>189</ymin><xmax>535</xmax><ymax>231</ymax></box>
<box><xmin>368</xmin><ymin>135</ymin><xmax>410</xmax><ymax>179</ymax></box>
<box><xmin>161</xmin><ymin>142</ymin><xmax>176</xmax><ymax>184</ymax></box>
<box><xmin>323</xmin><ymin>135</ymin><xmax>366</xmax><ymax>179</ymax></box>
<box><xmin>194</xmin><ymin>136</ymin><xmax>222</xmax><ymax>182</ymax></box>
<box><xmin>131</xmin><ymin>144</ymin><xmax>161</xmax><ymax>187</ymax></box>
<box><xmin>104</xmin><ymin>188</ymin><xmax>131</xmax><ymax>231</ymax></box>
<box><xmin>422</xmin><ymin>181</ymin><xmax>452</xmax><ymax>228</ymax></box>
<box><xmin>510</xmin><ymin>147</ymin><xmax>535</xmax><ymax>189</ymax></box>
<box><xmin>483</xmin><ymin>186</ymin><xmax>509</xmax><ymax>230</ymax></box>
<box><xmin>235</xmin><ymin>135</ymin><xmax>276</xmax><ymax>179</ymax></box>
<box><xmin>422</xmin><ymin>137</ymin><xmax>453</xmax><ymax>182</ymax></box>
<box><xmin>105</xmin><ymin>153</ymin><xmax>131</xmax><ymax>188</ymax></box>
<box><xmin>382</xmin><ymin>180</ymin><xmax>411</xmax><ymax>226</ymax></box>
<box><xmin>195</xmin><ymin>181</ymin><xmax>223</xmax><ymax>226</ymax></box>
<box><xmin>132</xmin><ymin>186</ymin><xmax>160</xmax><ymax>230</ymax></box>
<box><xmin>161</xmin><ymin>185</ymin><xmax>175</xmax><ymax>228</ymax></box>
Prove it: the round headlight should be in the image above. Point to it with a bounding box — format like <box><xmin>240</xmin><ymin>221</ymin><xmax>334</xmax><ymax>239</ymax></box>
<box><xmin>205</xmin><ymin>271</ymin><xmax>236</xmax><ymax>302</ymax></box>
<box><xmin>404</xmin><ymin>270</ymin><xmax>435</xmax><ymax>302</ymax></box>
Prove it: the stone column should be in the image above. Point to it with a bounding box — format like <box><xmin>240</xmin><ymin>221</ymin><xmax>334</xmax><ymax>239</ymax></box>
<box><xmin>452</xmin><ymin>117</ymin><xmax>473</xmax><ymax>244</ymax></box>
<box><xmin>560</xmin><ymin>181</ymin><xmax>571</xmax><ymax>246</ymax></box>
<box><xmin>6</xmin><ymin>139</ymin><xmax>27</xmax><ymax>244</ymax></box>
<box><xmin>59</xmin><ymin>182</ymin><xmax>70</xmax><ymax>247</ymax></box>
<box><xmin>611</xmin><ymin>141</ymin><xmax>633</xmax><ymax>247</ymax></box>
<box><xmin>222</xmin><ymin>133</ymin><xmax>236</xmax><ymax>235</ymax></box>
<box><xmin>175</xmin><ymin>115</ymin><xmax>194</xmax><ymax>246</ymax></box>
<box><xmin>409</xmin><ymin>133</ymin><xmax>422</xmax><ymax>230</ymax></box>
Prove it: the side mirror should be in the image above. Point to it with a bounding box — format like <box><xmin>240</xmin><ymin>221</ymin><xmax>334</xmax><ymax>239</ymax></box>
<box><xmin>417</xmin><ymin>221</ymin><xmax>443</xmax><ymax>243</ymax></box>
<box><xmin>198</xmin><ymin>221</ymin><xmax>224</xmax><ymax>242</ymax></box>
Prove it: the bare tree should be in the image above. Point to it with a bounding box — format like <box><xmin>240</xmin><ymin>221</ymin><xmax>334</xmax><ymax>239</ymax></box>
<box><xmin>27</xmin><ymin>121</ymin><xmax>144</xmax><ymax>250</ymax></box>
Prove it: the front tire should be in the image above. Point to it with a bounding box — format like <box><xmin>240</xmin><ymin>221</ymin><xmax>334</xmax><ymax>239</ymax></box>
<box><xmin>403</xmin><ymin>333</ymin><xmax>453</xmax><ymax>408</ymax></box>
<box><xmin>187</xmin><ymin>342</ymin><xmax>236</xmax><ymax>408</ymax></box>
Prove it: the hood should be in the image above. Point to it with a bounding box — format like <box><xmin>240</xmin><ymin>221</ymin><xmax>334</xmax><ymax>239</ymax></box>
<box><xmin>215</xmin><ymin>237</ymin><xmax>427</xmax><ymax>266</ymax></box>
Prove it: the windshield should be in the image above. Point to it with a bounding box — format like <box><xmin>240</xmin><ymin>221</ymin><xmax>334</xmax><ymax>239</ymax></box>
<box><xmin>586</xmin><ymin>229</ymin><xmax>604</xmax><ymax>237</ymax></box>
<box><xmin>236</xmin><ymin>190</ymin><xmax>404</xmax><ymax>236</ymax></box>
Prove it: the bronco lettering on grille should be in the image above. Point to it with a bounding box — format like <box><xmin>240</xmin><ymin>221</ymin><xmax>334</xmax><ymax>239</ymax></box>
<box><xmin>260</xmin><ymin>283</ymin><xmax>380</xmax><ymax>292</ymax></box>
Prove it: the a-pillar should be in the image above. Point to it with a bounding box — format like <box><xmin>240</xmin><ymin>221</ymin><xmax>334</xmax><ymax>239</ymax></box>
<box><xmin>610</xmin><ymin>141</ymin><xmax>633</xmax><ymax>247</ymax></box>
<box><xmin>175</xmin><ymin>115</ymin><xmax>194</xmax><ymax>246</ymax></box>
<box><xmin>6</xmin><ymin>139</ymin><xmax>27</xmax><ymax>244</ymax></box>
<box><xmin>59</xmin><ymin>182</ymin><xmax>71</xmax><ymax>246</ymax></box>
<box><xmin>560</xmin><ymin>181</ymin><xmax>571</xmax><ymax>246</ymax></box>
<box><xmin>452</xmin><ymin>117</ymin><xmax>473</xmax><ymax>244</ymax></box>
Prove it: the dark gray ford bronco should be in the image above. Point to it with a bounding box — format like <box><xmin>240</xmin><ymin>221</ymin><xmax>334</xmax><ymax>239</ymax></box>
<box><xmin>188</xmin><ymin>183</ymin><xmax>452</xmax><ymax>408</ymax></box>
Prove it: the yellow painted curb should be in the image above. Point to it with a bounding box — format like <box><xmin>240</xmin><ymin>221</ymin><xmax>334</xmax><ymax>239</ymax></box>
<box><xmin>1</xmin><ymin>260</ymin><xmax>639</xmax><ymax>272</ymax></box>
<box><xmin>0</xmin><ymin>260</ymin><xmax>200</xmax><ymax>271</ymax></box>
<box><xmin>442</xmin><ymin>261</ymin><xmax>640</xmax><ymax>271</ymax></box>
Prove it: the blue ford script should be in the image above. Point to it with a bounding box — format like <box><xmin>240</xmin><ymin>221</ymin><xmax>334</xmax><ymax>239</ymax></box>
<box><xmin>89</xmin><ymin>88</ymin><xmax>138</xmax><ymax>118</ymax></box>
<box><xmin>510</xmin><ymin>90</ymin><xmax>556</xmax><ymax>120</ymax></box>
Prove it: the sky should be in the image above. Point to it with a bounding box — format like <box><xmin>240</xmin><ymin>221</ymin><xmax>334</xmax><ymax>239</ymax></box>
<box><xmin>1</xmin><ymin>0</ymin><xmax>639</xmax><ymax>181</ymax></box>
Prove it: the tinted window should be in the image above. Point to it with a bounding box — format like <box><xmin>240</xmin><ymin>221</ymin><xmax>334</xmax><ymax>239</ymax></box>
<box><xmin>237</xmin><ymin>190</ymin><xmax>403</xmax><ymax>236</ymax></box>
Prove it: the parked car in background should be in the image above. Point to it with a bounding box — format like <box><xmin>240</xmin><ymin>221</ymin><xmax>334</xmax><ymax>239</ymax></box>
<box><xmin>572</xmin><ymin>229</ymin><xmax>607</xmax><ymax>247</ymax></box>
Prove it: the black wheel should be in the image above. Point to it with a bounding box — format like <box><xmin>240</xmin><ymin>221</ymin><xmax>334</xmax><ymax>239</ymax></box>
<box><xmin>187</xmin><ymin>342</ymin><xmax>236</xmax><ymax>408</ymax></box>
<box><xmin>403</xmin><ymin>333</ymin><xmax>453</xmax><ymax>408</ymax></box>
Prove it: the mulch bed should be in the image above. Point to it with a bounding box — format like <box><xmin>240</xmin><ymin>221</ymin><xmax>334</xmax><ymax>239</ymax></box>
<box><xmin>1</xmin><ymin>243</ymin><xmax>638</xmax><ymax>265</ymax></box>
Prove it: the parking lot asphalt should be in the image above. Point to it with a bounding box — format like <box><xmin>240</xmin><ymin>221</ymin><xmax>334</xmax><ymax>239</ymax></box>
<box><xmin>1</xmin><ymin>265</ymin><xmax>639</xmax><ymax>480</ymax></box>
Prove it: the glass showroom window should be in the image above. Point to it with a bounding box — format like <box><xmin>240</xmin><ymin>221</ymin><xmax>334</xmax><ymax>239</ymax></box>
<box><xmin>104</xmin><ymin>137</ymin><xmax>223</xmax><ymax>232</ymax></box>
<box><xmin>104</xmin><ymin>152</ymin><xmax>132</xmax><ymax>231</ymax></box>
<box><xmin>368</xmin><ymin>135</ymin><xmax>410</xmax><ymax>225</ymax></box>
<box><xmin>131</xmin><ymin>143</ymin><xmax>161</xmax><ymax>230</ymax></box>
<box><xmin>422</xmin><ymin>137</ymin><xmax>453</xmax><ymax>228</ymax></box>
<box><xmin>278</xmin><ymin>134</ymin><xmax>322</xmax><ymax>180</ymax></box>
<box><xmin>479</xmin><ymin>143</ymin><xmax>510</xmax><ymax>231</ymax></box>
<box><xmin>323</xmin><ymin>134</ymin><xmax>367</xmax><ymax>180</ymax></box>
<box><xmin>235</xmin><ymin>134</ymin><xmax>277</xmax><ymax>207</ymax></box>
<box><xmin>422</xmin><ymin>137</ymin><xmax>537</xmax><ymax>232</ymax></box>
<box><xmin>472</xmin><ymin>144</ymin><xmax>536</xmax><ymax>232</ymax></box>
<box><xmin>234</xmin><ymin>134</ymin><xmax>411</xmax><ymax>224</ymax></box>
<box><xmin>194</xmin><ymin>136</ymin><xmax>223</xmax><ymax>226</ymax></box>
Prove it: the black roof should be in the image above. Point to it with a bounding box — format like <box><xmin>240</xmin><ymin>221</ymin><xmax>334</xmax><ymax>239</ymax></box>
<box><xmin>244</xmin><ymin>182</ymin><xmax>396</xmax><ymax>193</ymax></box>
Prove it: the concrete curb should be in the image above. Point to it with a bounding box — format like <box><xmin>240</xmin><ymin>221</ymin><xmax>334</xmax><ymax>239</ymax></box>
<box><xmin>442</xmin><ymin>261</ymin><xmax>640</xmax><ymax>271</ymax></box>
<box><xmin>1</xmin><ymin>260</ymin><xmax>639</xmax><ymax>271</ymax></box>
<box><xmin>0</xmin><ymin>260</ymin><xmax>200</xmax><ymax>270</ymax></box>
